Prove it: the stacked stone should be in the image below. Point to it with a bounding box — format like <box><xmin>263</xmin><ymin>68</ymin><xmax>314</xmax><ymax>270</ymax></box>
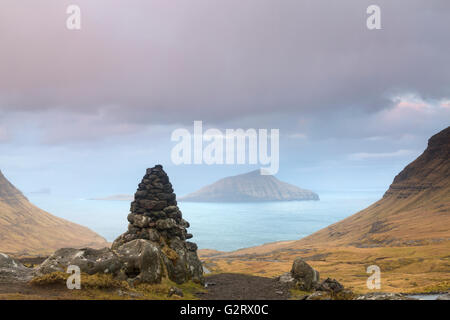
<box><xmin>38</xmin><ymin>165</ymin><xmax>204</xmax><ymax>285</ymax></box>
<box><xmin>113</xmin><ymin>165</ymin><xmax>193</xmax><ymax>249</ymax></box>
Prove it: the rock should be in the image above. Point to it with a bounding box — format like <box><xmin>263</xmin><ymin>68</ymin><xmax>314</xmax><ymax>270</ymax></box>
<box><xmin>290</xmin><ymin>257</ymin><xmax>320</xmax><ymax>291</ymax></box>
<box><xmin>147</xmin><ymin>229</ymin><xmax>161</xmax><ymax>242</ymax></box>
<box><xmin>315</xmin><ymin>278</ymin><xmax>344</xmax><ymax>293</ymax></box>
<box><xmin>111</xmin><ymin>165</ymin><xmax>204</xmax><ymax>285</ymax></box>
<box><xmin>355</xmin><ymin>292</ymin><xmax>417</xmax><ymax>300</ymax></box>
<box><xmin>115</xmin><ymin>239</ymin><xmax>163</xmax><ymax>284</ymax></box>
<box><xmin>0</xmin><ymin>253</ymin><xmax>34</xmax><ymax>282</ymax></box>
<box><xmin>116</xmin><ymin>289</ymin><xmax>143</xmax><ymax>298</ymax></box>
<box><xmin>168</xmin><ymin>286</ymin><xmax>184</xmax><ymax>297</ymax></box>
<box><xmin>185</xmin><ymin>247</ymin><xmax>205</xmax><ymax>284</ymax></box>
<box><xmin>130</xmin><ymin>214</ymin><xmax>151</xmax><ymax>228</ymax></box>
<box><xmin>437</xmin><ymin>293</ymin><xmax>450</xmax><ymax>300</ymax></box>
<box><xmin>163</xmin><ymin>206</ymin><xmax>178</xmax><ymax>213</ymax></box>
<box><xmin>156</xmin><ymin>218</ymin><xmax>177</xmax><ymax>230</ymax></box>
<box><xmin>278</xmin><ymin>272</ymin><xmax>296</xmax><ymax>288</ymax></box>
<box><xmin>306</xmin><ymin>291</ymin><xmax>332</xmax><ymax>300</ymax></box>
<box><xmin>186</xmin><ymin>242</ymin><xmax>198</xmax><ymax>252</ymax></box>
<box><xmin>37</xmin><ymin>247</ymin><xmax>122</xmax><ymax>276</ymax></box>
<box><xmin>180</xmin><ymin>219</ymin><xmax>190</xmax><ymax>228</ymax></box>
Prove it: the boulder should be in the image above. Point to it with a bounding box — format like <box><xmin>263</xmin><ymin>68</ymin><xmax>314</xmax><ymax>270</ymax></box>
<box><xmin>290</xmin><ymin>257</ymin><xmax>320</xmax><ymax>291</ymax></box>
<box><xmin>37</xmin><ymin>247</ymin><xmax>122</xmax><ymax>276</ymax></box>
<box><xmin>437</xmin><ymin>293</ymin><xmax>450</xmax><ymax>300</ymax></box>
<box><xmin>315</xmin><ymin>278</ymin><xmax>344</xmax><ymax>293</ymax></box>
<box><xmin>115</xmin><ymin>239</ymin><xmax>163</xmax><ymax>284</ymax></box>
<box><xmin>305</xmin><ymin>291</ymin><xmax>332</xmax><ymax>300</ymax></box>
<box><xmin>0</xmin><ymin>253</ymin><xmax>34</xmax><ymax>282</ymax></box>
<box><xmin>168</xmin><ymin>286</ymin><xmax>184</xmax><ymax>297</ymax></box>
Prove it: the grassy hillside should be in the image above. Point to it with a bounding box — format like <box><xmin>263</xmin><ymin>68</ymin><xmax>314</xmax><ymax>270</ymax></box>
<box><xmin>0</xmin><ymin>170</ymin><xmax>108</xmax><ymax>256</ymax></box>
<box><xmin>199</xmin><ymin>127</ymin><xmax>450</xmax><ymax>294</ymax></box>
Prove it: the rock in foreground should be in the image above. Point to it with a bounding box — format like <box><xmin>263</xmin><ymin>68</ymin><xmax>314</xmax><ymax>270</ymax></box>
<box><xmin>279</xmin><ymin>257</ymin><xmax>353</xmax><ymax>300</ymax></box>
<box><xmin>289</xmin><ymin>257</ymin><xmax>320</xmax><ymax>291</ymax></box>
<box><xmin>0</xmin><ymin>253</ymin><xmax>34</xmax><ymax>282</ymax></box>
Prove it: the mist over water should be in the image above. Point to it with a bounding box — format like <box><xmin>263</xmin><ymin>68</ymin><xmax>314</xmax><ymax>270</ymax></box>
<box><xmin>30</xmin><ymin>190</ymin><xmax>382</xmax><ymax>252</ymax></box>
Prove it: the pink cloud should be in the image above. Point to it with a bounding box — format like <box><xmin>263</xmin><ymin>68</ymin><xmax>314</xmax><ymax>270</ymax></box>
<box><xmin>441</xmin><ymin>100</ymin><xmax>450</xmax><ymax>109</ymax></box>
<box><xmin>396</xmin><ymin>100</ymin><xmax>429</xmax><ymax>111</ymax></box>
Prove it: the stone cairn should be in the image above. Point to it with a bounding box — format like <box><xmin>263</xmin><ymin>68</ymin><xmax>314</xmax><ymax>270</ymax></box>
<box><xmin>38</xmin><ymin>165</ymin><xmax>204</xmax><ymax>285</ymax></box>
<box><xmin>112</xmin><ymin>164</ymin><xmax>192</xmax><ymax>247</ymax></box>
<box><xmin>111</xmin><ymin>165</ymin><xmax>204</xmax><ymax>284</ymax></box>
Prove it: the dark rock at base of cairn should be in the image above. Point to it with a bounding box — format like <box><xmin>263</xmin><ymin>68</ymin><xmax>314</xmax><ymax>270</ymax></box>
<box><xmin>111</xmin><ymin>165</ymin><xmax>204</xmax><ymax>285</ymax></box>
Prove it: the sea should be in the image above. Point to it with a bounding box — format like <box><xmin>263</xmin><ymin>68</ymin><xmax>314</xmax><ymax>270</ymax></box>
<box><xmin>29</xmin><ymin>190</ymin><xmax>383</xmax><ymax>252</ymax></box>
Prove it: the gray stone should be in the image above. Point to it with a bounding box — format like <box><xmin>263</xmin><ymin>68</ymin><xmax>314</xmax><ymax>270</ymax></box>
<box><xmin>168</xmin><ymin>286</ymin><xmax>184</xmax><ymax>297</ymax></box>
<box><xmin>115</xmin><ymin>239</ymin><xmax>164</xmax><ymax>284</ymax></box>
<box><xmin>37</xmin><ymin>247</ymin><xmax>122</xmax><ymax>276</ymax></box>
<box><xmin>0</xmin><ymin>253</ymin><xmax>34</xmax><ymax>282</ymax></box>
<box><xmin>315</xmin><ymin>278</ymin><xmax>344</xmax><ymax>293</ymax></box>
<box><xmin>306</xmin><ymin>291</ymin><xmax>332</xmax><ymax>300</ymax></box>
<box><xmin>180</xmin><ymin>219</ymin><xmax>190</xmax><ymax>228</ymax></box>
<box><xmin>132</xmin><ymin>214</ymin><xmax>151</xmax><ymax>228</ymax></box>
<box><xmin>278</xmin><ymin>272</ymin><xmax>296</xmax><ymax>288</ymax></box>
<box><xmin>163</xmin><ymin>206</ymin><xmax>178</xmax><ymax>213</ymax></box>
<box><xmin>437</xmin><ymin>293</ymin><xmax>450</xmax><ymax>300</ymax></box>
<box><xmin>156</xmin><ymin>218</ymin><xmax>177</xmax><ymax>230</ymax></box>
<box><xmin>147</xmin><ymin>228</ymin><xmax>161</xmax><ymax>242</ymax></box>
<box><xmin>290</xmin><ymin>257</ymin><xmax>320</xmax><ymax>291</ymax></box>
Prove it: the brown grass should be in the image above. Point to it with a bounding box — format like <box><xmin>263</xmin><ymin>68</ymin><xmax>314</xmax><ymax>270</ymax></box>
<box><xmin>27</xmin><ymin>272</ymin><xmax>204</xmax><ymax>300</ymax></box>
<box><xmin>201</xmin><ymin>241</ymin><xmax>450</xmax><ymax>294</ymax></box>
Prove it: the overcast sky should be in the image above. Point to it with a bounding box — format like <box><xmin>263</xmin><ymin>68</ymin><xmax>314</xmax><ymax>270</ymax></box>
<box><xmin>0</xmin><ymin>0</ymin><xmax>449</xmax><ymax>203</ymax></box>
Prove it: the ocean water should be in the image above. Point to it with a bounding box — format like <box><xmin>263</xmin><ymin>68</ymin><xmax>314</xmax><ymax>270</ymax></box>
<box><xmin>30</xmin><ymin>191</ymin><xmax>382</xmax><ymax>252</ymax></box>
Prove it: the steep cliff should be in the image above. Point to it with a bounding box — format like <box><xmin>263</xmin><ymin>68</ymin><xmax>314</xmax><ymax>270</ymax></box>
<box><xmin>297</xmin><ymin>126</ymin><xmax>450</xmax><ymax>247</ymax></box>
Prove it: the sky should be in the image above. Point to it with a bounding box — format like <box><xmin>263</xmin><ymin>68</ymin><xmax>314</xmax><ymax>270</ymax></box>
<box><xmin>0</xmin><ymin>0</ymin><xmax>449</xmax><ymax>204</ymax></box>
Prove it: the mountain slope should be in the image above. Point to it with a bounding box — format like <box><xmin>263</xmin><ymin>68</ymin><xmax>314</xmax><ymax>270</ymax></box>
<box><xmin>296</xmin><ymin>126</ymin><xmax>450</xmax><ymax>247</ymax></box>
<box><xmin>180</xmin><ymin>170</ymin><xmax>319</xmax><ymax>202</ymax></box>
<box><xmin>0</xmin><ymin>170</ymin><xmax>108</xmax><ymax>256</ymax></box>
<box><xmin>198</xmin><ymin>127</ymin><xmax>450</xmax><ymax>294</ymax></box>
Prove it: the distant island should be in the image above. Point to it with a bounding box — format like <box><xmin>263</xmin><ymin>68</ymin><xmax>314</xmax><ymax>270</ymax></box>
<box><xmin>179</xmin><ymin>170</ymin><xmax>319</xmax><ymax>202</ymax></box>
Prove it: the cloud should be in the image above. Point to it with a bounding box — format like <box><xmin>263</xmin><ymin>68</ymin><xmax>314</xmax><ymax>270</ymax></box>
<box><xmin>0</xmin><ymin>0</ymin><xmax>449</xmax><ymax>144</ymax></box>
<box><xmin>0</xmin><ymin>126</ymin><xmax>9</xmax><ymax>142</ymax></box>
<box><xmin>441</xmin><ymin>100</ymin><xmax>450</xmax><ymax>109</ymax></box>
<box><xmin>348</xmin><ymin>149</ymin><xmax>414</xmax><ymax>161</ymax></box>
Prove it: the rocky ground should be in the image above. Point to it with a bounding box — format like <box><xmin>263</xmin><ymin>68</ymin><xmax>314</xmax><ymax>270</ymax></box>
<box><xmin>1</xmin><ymin>253</ymin><xmax>449</xmax><ymax>300</ymax></box>
<box><xmin>197</xmin><ymin>273</ymin><xmax>291</xmax><ymax>300</ymax></box>
<box><xmin>1</xmin><ymin>164</ymin><xmax>448</xmax><ymax>300</ymax></box>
